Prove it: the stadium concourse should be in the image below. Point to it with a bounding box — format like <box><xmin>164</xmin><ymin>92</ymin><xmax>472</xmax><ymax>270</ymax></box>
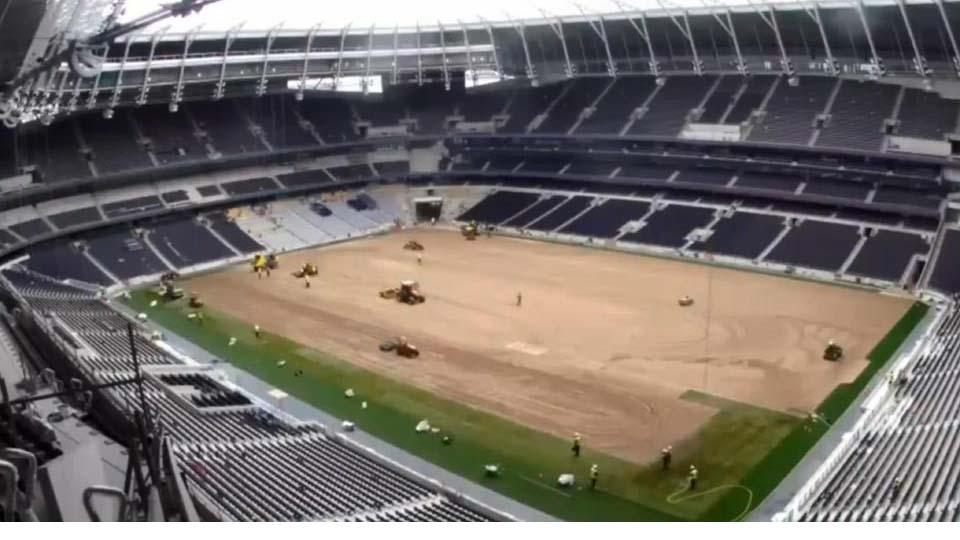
<box><xmin>4</xmin><ymin>0</ymin><xmax>960</xmax><ymax>523</ymax></box>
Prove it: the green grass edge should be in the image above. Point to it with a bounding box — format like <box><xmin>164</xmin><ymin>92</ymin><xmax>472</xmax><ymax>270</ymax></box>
<box><xmin>701</xmin><ymin>300</ymin><xmax>930</xmax><ymax>521</ymax></box>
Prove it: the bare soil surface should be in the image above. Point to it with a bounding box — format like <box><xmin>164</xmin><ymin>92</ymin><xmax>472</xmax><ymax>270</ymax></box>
<box><xmin>185</xmin><ymin>229</ymin><xmax>911</xmax><ymax>463</ymax></box>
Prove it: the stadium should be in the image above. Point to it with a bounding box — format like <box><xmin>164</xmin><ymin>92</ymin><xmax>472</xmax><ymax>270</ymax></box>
<box><xmin>0</xmin><ymin>0</ymin><xmax>959</xmax><ymax>523</ymax></box>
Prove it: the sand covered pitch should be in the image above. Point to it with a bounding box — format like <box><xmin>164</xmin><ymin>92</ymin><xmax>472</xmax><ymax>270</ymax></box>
<box><xmin>184</xmin><ymin>229</ymin><xmax>912</xmax><ymax>463</ymax></box>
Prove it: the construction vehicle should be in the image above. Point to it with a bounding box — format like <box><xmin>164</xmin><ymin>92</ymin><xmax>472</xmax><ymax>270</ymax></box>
<box><xmin>253</xmin><ymin>253</ymin><xmax>280</xmax><ymax>272</ymax></box>
<box><xmin>403</xmin><ymin>240</ymin><xmax>424</xmax><ymax>251</ymax></box>
<box><xmin>461</xmin><ymin>221</ymin><xmax>478</xmax><ymax>240</ymax></box>
<box><xmin>379</xmin><ymin>336</ymin><xmax>420</xmax><ymax>358</ymax></box>
<box><xmin>823</xmin><ymin>340</ymin><xmax>844</xmax><ymax>361</ymax></box>
<box><xmin>379</xmin><ymin>280</ymin><xmax>426</xmax><ymax>304</ymax></box>
<box><xmin>292</xmin><ymin>263</ymin><xmax>319</xmax><ymax>278</ymax></box>
<box><xmin>158</xmin><ymin>280</ymin><xmax>183</xmax><ymax>301</ymax></box>
<box><xmin>266</xmin><ymin>253</ymin><xmax>279</xmax><ymax>269</ymax></box>
<box><xmin>188</xmin><ymin>292</ymin><xmax>204</xmax><ymax>308</ymax></box>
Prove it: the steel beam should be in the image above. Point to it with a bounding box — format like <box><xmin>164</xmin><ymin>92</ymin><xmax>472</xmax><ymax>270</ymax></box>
<box><xmin>86</xmin><ymin>46</ymin><xmax>112</xmax><ymax>109</ymax></box>
<box><xmin>416</xmin><ymin>23</ymin><xmax>424</xmax><ymax>86</ymax></box>
<box><xmin>655</xmin><ymin>1</ymin><xmax>702</xmax><ymax>74</ymax></box>
<box><xmin>173</xmin><ymin>26</ymin><xmax>203</xmax><ymax>107</ymax></box>
<box><xmin>333</xmin><ymin>24</ymin><xmax>352</xmax><ymax>90</ymax></box>
<box><xmin>297</xmin><ymin>23</ymin><xmax>322</xmax><ymax>99</ymax></box>
<box><xmin>804</xmin><ymin>2</ymin><xmax>839</xmax><ymax>75</ymax></box>
<box><xmin>257</xmin><ymin>24</ymin><xmax>284</xmax><ymax>96</ymax></box>
<box><xmin>214</xmin><ymin>23</ymin><xmax>244</xmax><ymax>100</ymax></box>
<box><xmin>109</xmin><ymin>35</ymin><xmax>136</xmax><ymax>110</ymax></box>
<box><xmin>854</xmin><ymin>0</ymin><xmax>884</xmax><ymax>77</ymax></box>
<box><xmin>365</xmin><ymin>25</ymin><xmax>376</xmax><ymax>94</ymax></box>
<box><xmin>711</xmin><ymin>9</ymin><xmax>747</xmax><ymax>75</ymax></box>
<box><xmin>392</xmin><ymin>25</ymin><xmax>400</xmax><ymax>84</ymax></box>
<box><xmin>438</xmin><ymin>22</ymin><xmax>451</xmax><ymax>90</ymax></box>
<box><xmin>138</xmin><ymin>28</ymin><xmax>168</xmax><ymax>105</ymax></box>
<box><xmin>934</xmin><ymin>0</ymin><xmax>960</xmax><ymax>76</ymax></box>
<box><xmin>614</xmin><ymin>1</ymin><xmax>660</xmax><ymax>76</ymax></box>
<box><xmin>506</xmin><ymin>14</ymin><xmax>537</xmax><ymax>83</ymax></box>
<box><xmin>895</xmin><ymin>0</ymin><xmax>928</xmax><ymax>76</ymax></box>
<box><xmin>483</xmin><ymin>21</ymin><xmax>504</xmax><ymax>81</ymax></box>
<box><xmin>460</xmin><ymin>22</ymin><xmax>476</xmax><ymax>84</ymax></box>
<box><xmin>577</xmin><ymin>4</ymin><xmax>618</xmax><ymax>76</ymax></box>
<box><xmin>538</xmin><ymin>10</ymin><xmax>575</xmax><ymax>78</ymax></box>
<box><xmin>747</xmin><ymin>1</ymin><xmax>793</xmax><ymax>76</ymax></box>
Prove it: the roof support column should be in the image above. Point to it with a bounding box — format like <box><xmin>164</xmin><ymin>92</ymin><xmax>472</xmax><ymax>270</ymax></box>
<box><xmin>172</xmin><ymin>26</ymin><xmax>201</xmax><ymax>109</ymax></box>
<box><xmin>108</xmin><ymin>37</ymin><xmax>135</xmax><ymax>111</ymax></box>
<box><xmin>416</xmin><ymin>23</ymin><xmax>423</xmax><ymax>86</ymax></box>
<box><xmin>934</xmin><ymin>0</ymin><xmax>960</xmax><ymax>77</ymax></box>
<box><xmin>256</xmin><ymin>24</ymin><xmax>283</xmax><ymax>96</ymax></box>
<box><xmin>804</xmin><ymin>2</ymin><xmax>838</xmax><ymax>75</ymax></box>
<box><xmin>392</xmin><ymin>25</ymin><xmax>400</xmax><ymax>85</ymax></box>
<box><xmin>438</xmin><ymin>22</ymin><xmax>451</xmax><ymax>90</ymax></box>
<box><xmin>750</xmin><ymin>3</ymin><xmax>794</xmax><ymax>78</ymax></box>
<box><xmin>85</xmin><ymin>46</ymin><xmax>112</xmax><ymax>109</ymax></box>
<box><xmin>333</xmin><ymin>24</ymin><xmax>352</xmax><ymax>90</ymax></box>
<box><xmin>539</xmin><ymin>11</ymin><xmax>574</xmax><ymax>78</ymax></box>
<box><xmin>854</xmin><ymin>0</ymin><xmax>885</xmax><ymax>77</ymax></box>
<box><xmin>364</xmin><ymin>25</ymin><xmax>375</xmax><ymax>94</ymax></box>
<box><xmin>481</xmin><ymin>20</ymin><xmax>504</xmax><ymax>81</ymax></box>
<box><xmin>577</xmin><ymin>6</ymin><xmax>618</xmax><ymax>77</ymax></box>
<box><xmin>712</xmin><ymin>10</ymin><xmax>747</xmax><ymax>75</ymax></box>
<box><xmin>214</xmin><ymin>23</ymin><xmax>243</xmax><ymax>100</ymax></box>
<box><xmin>297</xmin><ymin>23</ymin><xmax>322</xmax><ymax>100</ymax></box>
<box><xmin>615</xmin><ymin>3</ymin><xmax>660</xmax><ymax>77</ymax></box>
<box><xmin>508</xmin><ymin>17</ymin><xmax>537</xmax><ymax>85</ymax></box>
<box><xmin>460</xmin><ymin>22</ymin><xmax>476</xmax><ymax>85</ymax></box>
<box><xmin>138</xmin><ymin>30</ymin><xmax>166</xmax><ymax>106</ymax></box>
<box><xmin>656</xmin><ymin>1</ymin><xmax>702</xmax><ymax>75</ymax></box>
<box><xmin>895</xmin><ymin>0</ymin><xmax>929</xmax><ymax>77</ymax></box>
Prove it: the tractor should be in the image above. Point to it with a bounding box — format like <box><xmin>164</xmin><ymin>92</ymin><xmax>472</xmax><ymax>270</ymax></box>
<box><xmin>266</xmin><ymin>253</ymin><xmax>279</xmax><ymax>269</ymax></box>
<box><xmin>403</xmin><ymin>240</ymin><xmax>425</xmax><ymax>251</ymax></box>
<box><xmin>188</xmin><ymin>292</ymin><xmax>204</xmax><ymax>308</ymax></box>
<box><xmin>292</xmin><ymin>263</ymin><xmax>319</xmax><ymax>278</ymax></box>
<box><xmin>379</xmin><ymin>336</ymin><xmax>420</xmax><ymax>358</ymax></box>
<box><xmin>379</xmin><ymin>280</ymin><xmax>426</xmax><ymax>305</ymax></box>
<box><xmin>461</xmin><ymin>221</ymin><xmax>478</xmax><ymax>240</ymax></box>
<box><xmin>158</xmin><ymin>273</ymin><xmax>183</xmax><ymax>300</ymax></box>
<box><xmin>823</xmin><ymin>340</ymin><xmax>844</xmax><ymax>362</ymax></box>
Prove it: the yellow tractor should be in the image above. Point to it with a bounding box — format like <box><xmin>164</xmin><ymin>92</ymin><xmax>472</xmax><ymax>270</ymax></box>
<box><xmin>379</xmin><ymin>336</ymin><xmax>420</xmax><ymax>358</ymax></box>
<box><xmin>403</xmin><ymin>240</ymin><xmax>425</xmax><ymax>251</ymax></box>
<box><xmin>379</xmin><ymin>280</ymin><xmax>426</xmax><ymax>305</ymax></box>
<box><xmin>292</xmin><ymin>263</ymin><xmax>319</xmax><ymax>278</ymax></box>
<box><xmin>461</xmin><ymin>221</ymin><xmax>478</xmax><ymax>240</ymax></box>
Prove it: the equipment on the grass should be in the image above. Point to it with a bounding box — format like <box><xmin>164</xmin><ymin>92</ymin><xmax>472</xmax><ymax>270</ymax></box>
<box><xmin>158</xmin><ymin>274</ymin><xmax>184</xmax><ymax>300</ymax></box>
<box><xmin>461</xmin><ymin>221</ymin><xmax>478</xmax><ymax>240</ymax></box>
<box><xmin>292</xmin><ymin>263</ymin><xmax>318</xmax><ymax>278</ymax></box>
<box><xmin>253</xmin><ymin>253</ymin><xmax>279</xmax><ymax>272</ymax></box>
<box><xmin>379</xmin><ymin>336</ymin><xmax>420</xmax><ymax>358</ymax></box>
<box><xmin>823</xmin><ymin>340</ymin><xmax>844</xmax><ymax>361</ymax></box>
<box><xmin>379</xmin><ymin>280</ymin><xmax>426</xmax><ymax>304</ymax></box>
<box><xmin>188</xmin><ymin>292</ymin><xmax>204</xmax><ymax>308</ymax></box>
<box><xmin>678</xmin><ymin>295</ymin><xmax>694</xmax><ymax>307</ymax></box>
<box><xmin>403</xmin><ymin>240</ymin><xmax>424</xmax><ymax>251</ymax></box>
<box><xmin>266</xmin><ymin>254</ymin><xmax>279</xmax><ymax>269</ymax></box>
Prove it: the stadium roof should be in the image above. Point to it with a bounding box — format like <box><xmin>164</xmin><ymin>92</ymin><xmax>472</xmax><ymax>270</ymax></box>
<box><xmin>119</xmin><ymin>0</ymin><xmax>944</xmax><ymax>36</ymax></box>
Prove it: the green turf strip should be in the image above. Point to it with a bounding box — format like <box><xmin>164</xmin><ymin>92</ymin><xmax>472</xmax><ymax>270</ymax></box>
<box><xmin>124</xmin><ymin>289</ymin><xmax>926</xmax><ymax>521</ymax></box>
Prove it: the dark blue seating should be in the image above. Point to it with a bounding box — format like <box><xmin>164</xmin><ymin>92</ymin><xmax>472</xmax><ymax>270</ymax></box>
<box><xmin>534</xmin><ymin>78</ymin><xmax>610</xmax><ymax>134</ymax></box>
<box><xmin>517</xmin><ymin>156</ymin><xmax>569</xmax><ymax>174</ymax></box>
<box><xmin>9</xmin><ymin>219</ymin><xmax>52</xmax><ymax>239</ymax></box>
<box><xmin>698</xmin><ymin>76</ymin><xmax>740</xmax><ymax>123</ymax></box>
<box><xmin>526</xmin><ymin>196</ymin><xmax>593</xmax><ymax>231</ymax></box>
<box><xmin>149</xmin><ymin>218</ymin><xmax>235</xmax><ymax>268</ymax></box>
<box><xmin>847</xmin><ymin>230</ymin><xmax>929</xmax><ymax>282</ymax></box>
<box><xmin>617</xmin><ymin>163</ymin><xmax>674</xmax><ymax>180</ymax></box>
<box><xmin>735</xmin><ymin>173</ymin><xmax>802</xmax><ymax>193</ymax></box>
<box><xmin>277</xmin><ymin>170</ymin><xmax>333</xmax><ymax>188</ymax></box>
<box><xmin>563</xmin><ymin>160</ymin><xmax>616</xmax><ymax>177</ymax></box>
<box><xmin>872</xmin><ymin>186</ymin><xmax>943</xmax><ymax>210</ymax></box>
<box><xmin>500</xmin><ymin>84</ymin><xmax>566</xmax><ymax>133</ymax></box>
<box><xmin>766</xmin><ymin>220</ymin><xmax>860</xmax><ymax>271</ymax></box>
<box><xmin>620</xmin><ymin>205</ymin><xmax>715</xmax><ymax>248</ymax></box>
<box><xmin>692</xmin><ymin>212</ymin><xmax>784</xmax><ymax>259</ymax></box>
<box><xmin>577</xmin><ymin>76</ymin><xmax>658</xmax><ymax>134</ymax></box>
<box><xmin>457</xmin><ymin>191</ymin><xmax>540</xmax><ymax>224</ymax></box>
<box><xmin>161</xmin><ymin>191</ymin><xmax>190</xmax><ymax>204</ymax></box>
<box><xmin>47</xmin><ymin>207</ymin><xmax>102</xmax><ymax>229</ymax></box>
<box><xmin>372</xmin><ymin>161</ymin><xmax>410</xmax><ymax>177</ymax></box>
<box><xmin>328</xmin><ymin>164</ymin><xmax>374</xmax><ymax>181</ymax></box>
<box><xmin>221</xmin><ymin>177</ymin><xmax>280</xmax><ymax>196</ymax></box>
<box><xmin>0</xmin><ymin>229</ymin><xmax>19</xmax><ymax>247</ymax></box>
<box><xmin>502</xmin><ymin>196</ymin><xmax>567</xmax><ymax>227</ymax></box>
<box><xmin>102</xmin><ymin>196</ymin><xmax>164</xmax><ymax>218</ymax></box>
<box><xmin>25</xmin><ymin>243</ymin><xmax>113</xmax><ymax>286</ymax></box>
<box><xmin>87</xmin><ymin>229</ymin><xmax>170</xmax><ymax>279</ymax></box>
<box><xmin>725</xmin><ymin>75</ymin><xmax>777</xmax><ymax>124</ymax></box>
<box><xmin>207</xmin><ymin>214</ymin><xmax>263</xmax><ymax>253</ymax></box>
<box><xmin>674</xmin><ymin>168</ymin><xmax>732</xmax><ymax>186</ymax></box>
<box><xmin>197</xmin><ymin>184</ymin><xmax>223</xmax><ymax>197</ymax></box>
<box><xmin>802</xmin><ymin>179</ymin><xmax>871</xmax><ymax>200</ymax></box>
<box><xmin>560</xmin><ymin>199</ymin><xmax>650</xmax><ymax>238</ymax></box>
<box><xmin>928</xmin><ymin>229</ymin><xmax>960</xmax><ymax>294</ymax></box>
